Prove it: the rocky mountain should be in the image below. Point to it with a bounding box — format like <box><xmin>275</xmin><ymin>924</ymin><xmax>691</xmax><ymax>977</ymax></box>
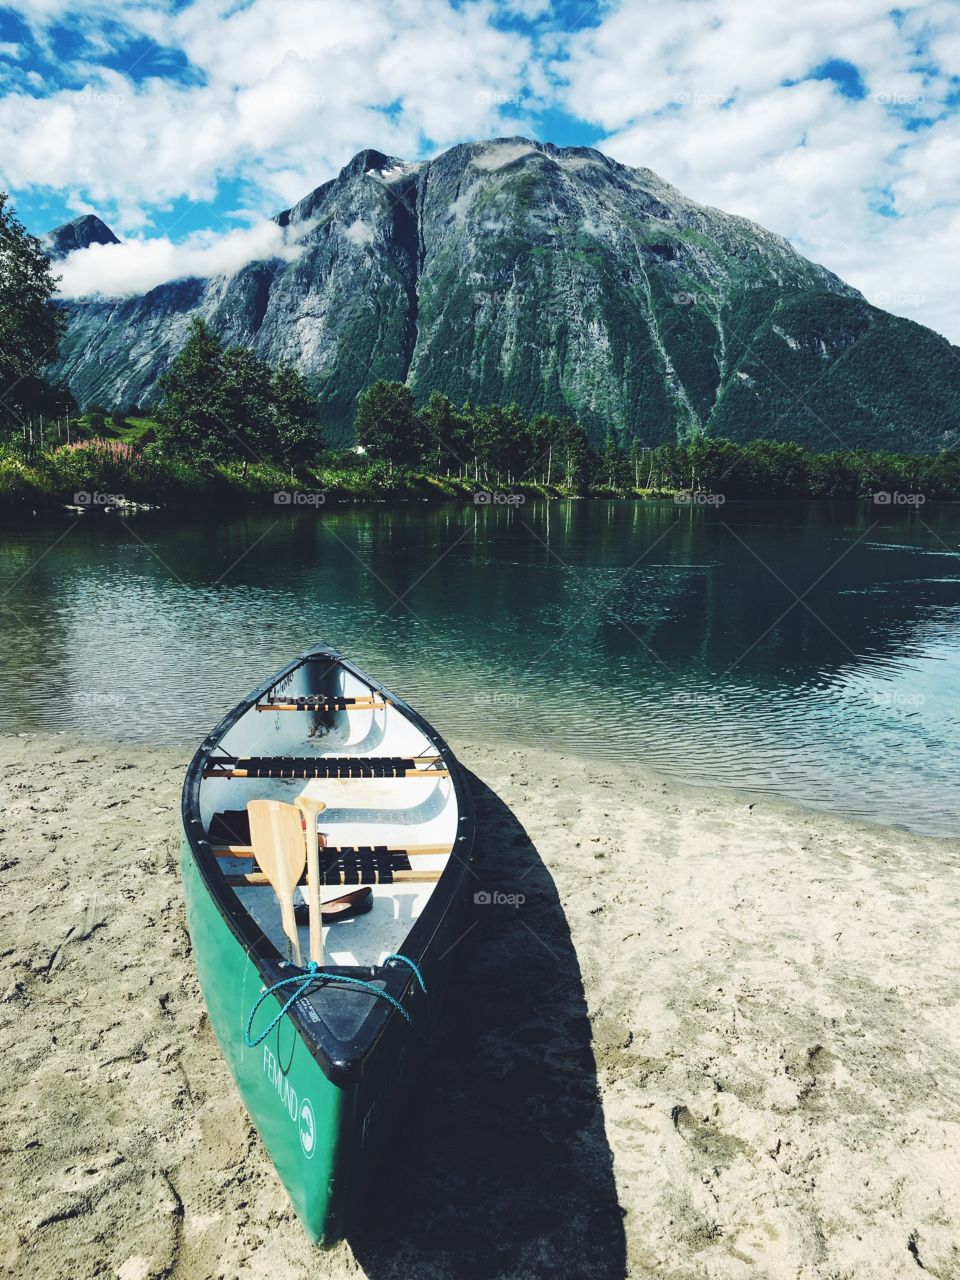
<box><xmin>46</xmin><ymin>138</ymin><xmax>960</xmax><ymax>451</ymax></box>
<box><xmin>44</xmin><ymin>213</ymin><xmax>120</xmax><ymax>260</ymax></box>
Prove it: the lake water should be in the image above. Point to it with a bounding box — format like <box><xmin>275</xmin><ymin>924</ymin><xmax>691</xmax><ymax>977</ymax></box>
<box><xmin>1</xmin><ymin>500</ymin><xmax>958</xmax><ymax>836</ymax></box>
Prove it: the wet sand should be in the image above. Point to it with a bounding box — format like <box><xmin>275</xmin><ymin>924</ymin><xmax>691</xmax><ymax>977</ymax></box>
<box><xmin>1</xmin><ymin>731</ymin><xmax>959</xmax><ymax>1279</ymax></box>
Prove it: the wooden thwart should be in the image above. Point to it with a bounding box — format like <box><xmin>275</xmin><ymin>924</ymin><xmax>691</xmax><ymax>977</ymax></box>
<box><xmin>210</xmin><ymin>767</ymin><xmax>450</xmax><ymax>780</ymax></box>
<box><xmin>213</xmin><ymin>841</ymin><xmax>452</xmax><ymax>859</ymax></box>
<box><xmin>203</xmin><ymin>754</ymin><xmax>447</xmax><ymax>780</ymax></box>
<box><xmin>226</xmin><ymin>868</ymin><xmax>443</xmax><ymax>887</ymax></box>
<box><xmin>256</xmin><ymin>697</ymin><xmax>390</xmax><ymax>713</ymax></box>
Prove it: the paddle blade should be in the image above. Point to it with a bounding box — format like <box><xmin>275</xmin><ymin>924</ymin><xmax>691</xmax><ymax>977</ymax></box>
<box><xmin>247</xmin><ymin>799</ymin><xmax>307</xmax><ymax>964</ymax></box>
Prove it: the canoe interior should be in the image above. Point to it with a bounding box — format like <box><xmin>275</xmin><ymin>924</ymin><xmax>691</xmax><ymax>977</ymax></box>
<box><xmin>198</xmin><ymin>653</ymin><xmax>461</xmax><ymax>971</ymax></box>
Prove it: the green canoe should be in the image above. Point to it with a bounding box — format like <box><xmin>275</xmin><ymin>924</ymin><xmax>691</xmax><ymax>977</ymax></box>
<box><xmin>180</xmin><ymin>644</ymin><xmax>476</xmax><ymax>1244</ymax></box>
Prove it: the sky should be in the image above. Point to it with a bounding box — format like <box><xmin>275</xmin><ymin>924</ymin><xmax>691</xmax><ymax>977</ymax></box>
<box><xmin>0</xmin><ymin>0</ymin><xmax>958</xmax><ymax>340</ymax></box>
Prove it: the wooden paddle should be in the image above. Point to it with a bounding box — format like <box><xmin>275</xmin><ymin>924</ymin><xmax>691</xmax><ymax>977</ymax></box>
<box><xmin>246</xmin><ymin>799</ymin><xmax>306</xmax><ymax>966</ymax></box>
<box><xmin>295</xmin><ymin>796</ymin><xmax>328</xmax><ymax>966</ymax></box>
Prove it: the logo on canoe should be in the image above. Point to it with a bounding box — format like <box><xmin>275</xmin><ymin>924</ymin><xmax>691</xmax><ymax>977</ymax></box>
<box><xmin>299</xmin><ymin>1098</ymin><xmax>316</xmax><ymax>1159</ymax></box>
<box><xmin>262</xmin><ymin>1046</ymin><xmax>316</xmax><ymax>1160</ymax></box>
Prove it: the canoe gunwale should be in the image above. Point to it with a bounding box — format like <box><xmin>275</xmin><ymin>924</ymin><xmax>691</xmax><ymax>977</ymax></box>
<box><xmin>180</xmin><ymin>641</ymin><xmax>476</xmax><ymax>1088</ymax></box>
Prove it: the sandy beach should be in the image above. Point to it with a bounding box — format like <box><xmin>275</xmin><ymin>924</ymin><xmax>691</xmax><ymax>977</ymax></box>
<box><xmin>1</xmin><ymin>730</ymin><xmax>959</xmax><ymax>1280</ymax></box>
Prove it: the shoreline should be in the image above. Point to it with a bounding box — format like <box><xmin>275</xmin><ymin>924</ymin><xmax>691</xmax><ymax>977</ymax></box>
<box><xmin>2</xmin><ymin>725</ymin><xmax>949</xmax><ymax>844</ymax></box>
<box><xmin>3</xmin><ymin>491</ymin><xmax>958</xmax><ymax>519</ymax></box>
<box><xmin>2</xmin><ymin>731</ymin><xmax>959</xmax><ymax>1278</ymax></box>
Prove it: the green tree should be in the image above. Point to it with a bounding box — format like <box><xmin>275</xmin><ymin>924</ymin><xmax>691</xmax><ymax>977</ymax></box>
<box><xmin>0</xmin><ymin>192</ymin><xmax>69</xmax><ymax>435</ymax></box>
<box><xmin>560</xmin><ymin>418</ymin><xmax>591</xmax><ymax>493</ymax></box>
<box><xmin>472</xmin><ymin>405</ymin><xmax>512</xmax><ymax>483</ymax></box>
<box><xmin>268</xmin><ymin>365</ymin><xmax>318</xmax><ymax>466</ymax></box>
<box><xmin>86</xmin><ymin>405</ymin><xmax>107</xmax><ymax>433</ymax></box>
<box><xmin>155</xmin><ymin>319</ymin><xmax>229</xmax><ymax>461</ymax></box>
<box><xmin>219</xmin><ymin>345</ymin><xmax>274</xmax><ymax>466</ymax></box>
<box><xmin>419</xmin><ymin>390</ymin><xmax>468</xmax><ymax>473</ymax></box>
<box><xmin>630</xmin><ymin>438</ymin><xmax>643</xmax><ymax>488</ymax></box>
<box><xmin>354</xmin><ymin>380</ymin><xmax>421</xmax><ymax>466</ymax></box>
<box><xmin>156</xmin><ymin>322</ymin><xmax>321</xmax><ymax>467</ymax></box>
<box><xmin>602</xmin><ymin>432</ymin><xmax>628</xmax><ymax>488</ymax></box>
<box><xmin>499</xmin><ymin>403</ymin><xmax>532</xmax><ymax>483</ymax></box>
<box><xmin>528</xmin><ymin>414</ymin><xmax>561</xmax><ymax>484</ymax></box>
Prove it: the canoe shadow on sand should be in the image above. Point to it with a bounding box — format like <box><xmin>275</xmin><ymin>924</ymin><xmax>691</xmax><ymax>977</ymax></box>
<box><xmin>350</xmin><ymin>771</ymin><xmax>627</xmax><ymax>1280</ymax></box>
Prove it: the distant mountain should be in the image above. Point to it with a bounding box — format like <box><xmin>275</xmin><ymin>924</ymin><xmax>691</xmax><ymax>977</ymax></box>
<box><xmin>45</xmin><ymin>138</ymin><xmax>960</xmax><ymax>452</ymax></box>
<box><xmin>44</xmin><ymin>213</ymin><xmax>120</xmax><ymax>260</ymax></box>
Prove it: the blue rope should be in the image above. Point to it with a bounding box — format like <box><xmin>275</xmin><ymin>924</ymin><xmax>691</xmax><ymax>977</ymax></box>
<box><xmin>384</xmin><ymin>952</ymin><xmax>427</xmax><ymax>993</ymax></box>
<box><xmin>244</xmin><ymin>954</ymin><xmax>427</xmax><ymax>1049</ymax></box>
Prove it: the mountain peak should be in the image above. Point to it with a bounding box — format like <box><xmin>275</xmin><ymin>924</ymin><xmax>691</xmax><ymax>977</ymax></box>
<box><xmin>44</xmin><ymin>213</ymin><xmax>120</xmax><ymax>260</ymax></box>
<box><xmin>340</xmin><ymin>147</ymin><xmax>401</xmax><ymax>179</ymax></box>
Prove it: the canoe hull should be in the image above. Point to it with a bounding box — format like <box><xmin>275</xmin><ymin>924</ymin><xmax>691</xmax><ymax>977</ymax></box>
<box><xmin>181</xmin><ymin>837</ymin><xmax>349</xmax><ymax>1243</ymax></box>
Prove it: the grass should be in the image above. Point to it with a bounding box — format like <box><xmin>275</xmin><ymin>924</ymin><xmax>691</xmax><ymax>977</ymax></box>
<box><xmin>4</xmin><ymin>433</ymin><xmax>958</xmax><ymax>517</ymax></box>
<box><xmin>0</xmin><ymin>440</ymin><xmax>573</xmax><ymax>516</ymax></box>
<box><xmin>117</xmin><ymin>416</ymin><xmax>160</xmax><ymax>444</ymax></box>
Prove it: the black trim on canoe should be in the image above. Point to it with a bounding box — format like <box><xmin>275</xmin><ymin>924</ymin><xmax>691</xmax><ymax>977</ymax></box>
<box><xmin>181</xmin><ymin>643</ymin><xmax>476</xmax><ymax>1087</ymax></box>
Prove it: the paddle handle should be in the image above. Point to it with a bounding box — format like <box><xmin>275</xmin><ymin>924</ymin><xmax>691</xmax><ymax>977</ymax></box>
<box><xmin>297</xmin><ymin>800</ymin><xmax>327</xmax><ymax>965</ymax></box>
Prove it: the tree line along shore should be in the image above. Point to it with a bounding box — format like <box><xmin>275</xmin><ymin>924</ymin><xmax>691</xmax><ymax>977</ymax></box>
<box><xmin>4</xmin><ymin>319</ymin><xmax>959</xmax><ymax>513</ymax></box>
<box><xmin>2</xmin><ymin>318</ymin><xmax>956</xmax><ymax>514</ymax></box>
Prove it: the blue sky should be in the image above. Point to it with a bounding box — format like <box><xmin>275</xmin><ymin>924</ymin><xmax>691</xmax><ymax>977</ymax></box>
<box><xmin>0</xmin><ymin>0</ymin><xmax>958</xmax><ymax>340</ymax></box>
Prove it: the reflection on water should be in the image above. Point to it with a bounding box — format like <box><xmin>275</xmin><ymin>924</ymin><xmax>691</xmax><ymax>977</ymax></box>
<box><xmin>1</xmin><ymin>500</ymin><xmax>958</xmax><ymax>835</ymax></box>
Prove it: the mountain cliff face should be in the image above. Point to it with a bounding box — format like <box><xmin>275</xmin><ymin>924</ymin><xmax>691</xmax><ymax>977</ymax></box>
<box><xmin>47</xmin><ymin>138</ymin><xmax>960</xmax><ymax>451</ymax></box>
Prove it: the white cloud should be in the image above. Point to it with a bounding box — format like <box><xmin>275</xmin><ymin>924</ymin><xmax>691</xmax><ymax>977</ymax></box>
<box><xmin>343</xmin><ymin>217</ymin><xmax>374</xmax><ymax>246</ymax></box>
<box><xmin>0</xmin><ymin>0</ymin><xmax>536</xmax><ymax>229</ymax></box>
<box><xmin>54</xmin><ymin>217</ymin><xmax>315</xmax><ymax>298</ymax></box>
<box><xmin>555</xmin><ymin>0</ymin><xmax>960</xmax><ymax>340</ymax></box>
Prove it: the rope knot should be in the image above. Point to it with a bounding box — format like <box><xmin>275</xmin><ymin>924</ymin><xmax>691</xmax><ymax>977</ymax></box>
<box><xmin>243</xmin><ymin>953</ymin><xmax>427</xmax><ymax>1048</ymax></box>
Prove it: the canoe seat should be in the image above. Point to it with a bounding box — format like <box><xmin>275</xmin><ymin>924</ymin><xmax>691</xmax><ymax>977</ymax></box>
<box><xmin>256</xmin><ymin>695</ymin><xmax>389</xmax><ymax>713</ymax></box>
<box><xmin>319</xmin><ymin>846</ymin><xmax>413</xmax><ymax>885</ymax></box>
<box><xmin>207</xmin><ymin>813</ymin><xmax>451</xmax><ymax>881</ymax></box>
<box><xmin>203</xmin><ymin>754</ymin><xmax>447</xmax><ymax>780</ymax></box>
